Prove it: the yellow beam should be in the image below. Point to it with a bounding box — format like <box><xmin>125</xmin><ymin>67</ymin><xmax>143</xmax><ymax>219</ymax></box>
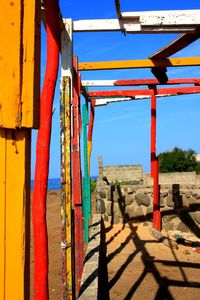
<box><xmin>0</xmin><ymin>128</ymin><xmax>31</xmax><ymax>299</ymax></box>
<box><xmin>0</xmin><ymin>0</ymin><xmax>40</xmax><ymax>129</ymax></box>
<box><xmin>78</xmin><ymin>57</ymin><xmax>200</xmax><ymax>71</ymax></box>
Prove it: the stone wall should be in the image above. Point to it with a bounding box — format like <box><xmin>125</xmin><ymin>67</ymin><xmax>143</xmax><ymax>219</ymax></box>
<box><xmin>102</xmin><ymin>165</ymin><xmax>143</xmax><ymax>183</ymax></box>
<box><xmin>96</xmin><ymin>179</ymin><xmax>200</xmax><ymax>234</ymax></box>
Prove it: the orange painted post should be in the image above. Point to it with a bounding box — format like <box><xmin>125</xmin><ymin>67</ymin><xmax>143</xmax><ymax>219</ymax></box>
<box><xmin>71</xmin><ymin>57</ymin><xmax>84</xmax><ymax>295</ymax></box>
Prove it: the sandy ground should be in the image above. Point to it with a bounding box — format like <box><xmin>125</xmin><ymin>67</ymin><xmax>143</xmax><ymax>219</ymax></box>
<box><xmin>30</xmin><ymin>191</ymin><xmax>200</xmax><ymax>299</ymax></box>
<box><xmin>105</xmin><ymin>221</ymin><xmax>200</xmax><ymax>300</ymax></box>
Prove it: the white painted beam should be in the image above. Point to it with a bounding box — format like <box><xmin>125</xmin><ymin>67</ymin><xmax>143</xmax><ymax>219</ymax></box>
<box><xmin>95</xmin><ymin>94</ymin><xmax>172</xmax><ymax>106</ymax></box>
<box><xmin>72</xmin><ymin>10</ymin><xmax>200</xmax><ymax>33</ymax></box>
<box><xmin>82</xmin><ymin>80</ymin><xmax>116</xmax><ymax>87</ymax></box>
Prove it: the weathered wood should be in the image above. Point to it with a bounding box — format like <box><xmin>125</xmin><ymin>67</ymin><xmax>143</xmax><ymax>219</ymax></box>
<box><xmin>72</xmin><ymin>10</ymin><xmax>200</xmax><ymax>33</ymax></box>
<box><xmin>0</xmin><ymin>128</ymin><xmax>31</xmax><ymax>299</ymax></box>
<box><xmin>0</xmin><ymin>0</ymin><xmax>40</xmax><ymax>129</ymax></box>
<box><xmin>149</xmin><ymin>28</ymin><xmax>200</xmax><ymax>59</ymax></box>
<box><xmin>149</xmin><ymin>227</ymin><xmax>178</xmax><ymax>249</ymax></box>
<box><xmin>78</xmin><ymin>57</ymin><xmax>200</xmax><ymax>71</ymax></box>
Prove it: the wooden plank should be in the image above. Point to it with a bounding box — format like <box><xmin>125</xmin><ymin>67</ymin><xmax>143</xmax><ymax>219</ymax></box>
<box><xmin>0</xmin><ymin>0</ymin><xmax>40</xmax><ymax>129</ymax></box>
<box><xmin>149</xmin><ymin>28</ymin><xmax>200</xmax><ymax>59</ymax></box>
<box><xmin>78</xmin><ymin>57</ymin><xmax>200</xmax><ymax>71</ymax></box>
<box><xmin>0</xmin><ymin>0</ymin><xmax>21</xmax><ymax>128</ymax></box>
<box><xmin>88</xmin><ymin>86</ymin><xmax>200</xmax><ymax>98</ymax></box>
<box><xmin>82</xmin><ymin>78</ymin><xmax>200</xmax><ymax>87</ymax></box>
<box><xmin>21</xmin><ymin>0</ymin><xmax>40</xmax><ymax>128</ymax></box>
<box><xmin>72</xmin><ymin>18</ymin><xmax>196</xmax><ymax>33</ymax></box>
<box><xmin>0</xmin><ymin>128</ymin><xmax>31</xmax><ymax>299</ymax></box>
<box><xmin>0</xmin><ymin>129</ymin><xmax>6</xmax><ymax>299</ymax></box>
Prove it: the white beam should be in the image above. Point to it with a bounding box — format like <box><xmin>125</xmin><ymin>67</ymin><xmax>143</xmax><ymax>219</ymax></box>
<box><xmin>95</xmin><ymin>94</ymin><xmax>172</xmax><ymax>106</ymax></box>
<box><xmin>82</xmin><ymin>80</ymin><xmax>116</xmax><ymax>87</ymax></box>
<box><xmin>72</xmin><ymin>10</ymin><xmax>200</xmax><ymax>33</ymax></box>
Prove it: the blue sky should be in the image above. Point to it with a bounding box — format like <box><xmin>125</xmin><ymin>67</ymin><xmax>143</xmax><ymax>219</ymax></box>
<box><xmin>31</xmin><ymin>0</ymin><xmax>200</xmax><ymax>178</ymax></box>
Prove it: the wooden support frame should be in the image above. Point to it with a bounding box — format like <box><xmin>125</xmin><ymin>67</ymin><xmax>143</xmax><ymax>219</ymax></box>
<box><xmin>88</xmin><ymin>86</ymin><xmax>200</xmax><ymax>98</ymax></box>
<box><xmin>82</xmin><ymin>78</ymin><xmax>200</xmax><ymax>87</ymax></box>
<box><xmin>72</xmin><ymin>10</ymin><xmax>200</xmax><ymax>33</ymax></box>
<box><xmin>0</xmin><ymin>129</ymin><xmax>31</xmax><ymax>299</ymax></box>
<box><xmin>61</xmin><ymin>18</ymin><xmax>73</xmax><ymax>300</ymax></box>
<box><xmin>0</xmin><ymin>0</ymin><xmax>40</xmax><ymax>129</ymax></box>
<box><xmin>71</xmin><ymin>56</ymin><xmax>84</xmax><ymax>295</ymax></box>
<box><xmin>78</xmin><ymin>57</ymin><xmax>200</xmax><ymax>71</ymax></box>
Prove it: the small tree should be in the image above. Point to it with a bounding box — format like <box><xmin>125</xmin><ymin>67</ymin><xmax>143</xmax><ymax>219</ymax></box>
<box><xmin>158</xmin><ymin>147</ymin><xmax>200</xmax><ymax>173</ymax></box>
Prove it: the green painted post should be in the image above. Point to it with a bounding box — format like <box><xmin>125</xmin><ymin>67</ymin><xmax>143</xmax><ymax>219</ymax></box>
<box><xmin>82</xmin><ymin>104</ymin><xmax>91</xmax><ymax>243</ymax></box>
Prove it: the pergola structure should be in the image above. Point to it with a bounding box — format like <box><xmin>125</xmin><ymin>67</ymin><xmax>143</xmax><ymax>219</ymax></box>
<box><xmin>1</xmin><ymin>1</ymin><xmax>200</xmax><ymax>299</ymax></box>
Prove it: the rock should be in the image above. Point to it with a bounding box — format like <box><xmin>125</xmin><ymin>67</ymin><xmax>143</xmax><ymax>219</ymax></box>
<box><xmin>161</xmin><ymin>192</ymin><xmax>168</xmax><ymax>197</ymax></box>
<box><xmin>135</xmin><ymin>193</ymin><xmax>150</xmax><ymax>207</ymax></box>
<box><xmin>107</xmin><ymin>202</ymin><xmax>117</xmax><ymax>216</ymax></box>
<box><xmin>135</xmin><ymin>206</ymin><xmax>144</xmax><ymax>218</ymax></box>
<box><xmin>177</xmin><ymin>222</ymin><xmax>190</xmax><ymax>233</ymax></box>
<box><xmin>146</xmin><ymin>207</ymin><xmax>153</xmax><ymax>218</ymax></box>
<box><xmin>111</xmin><ymin>215</ymin><xmax>120</xmax><ymax>224</ymax></box>
<box><xmin>162</xmin><ymin>214</ymin><xmax>177</xmax><ymax>223</ymax></box>
<box><xmin>166</xmin><ymin>194</ymin><xmax>175</xmax><ymax>208</ymax></box>
<box><xmin>127</xmin><ymin>187</ymin><xmax>135</xmax><ymax>194</ymax></box>
<box><xmin>185</xmin><ymin>192</ymin><xmax>191</xmax><ymax>198</ymax></box>
<box><xmin>96</xmin><ymin>198</ymin><xmax>105</xmax><ymax>214</ymax></box>
<box><xmin>116</xmin><ymin>206</ymin><xmax>125</xmax><ymax>218</ymax></box>
<box><xmin>97</xmin><ymin>188</ymin><xmax>106</xmax><ymax>199</ymax></box>
<box><xmin>195</xmin><ymin>211</ymin><xmax>200</xmax><ymax>224</ymax></box>
<box><xmin>160</xmin><ymin>197</ymin><xmax>166</xmax><ymax>207</ymax></box>
<box><xmin>104</xmin><ymin>215</ymin><xmax>109</xmax><ymax>222</ymax></box>
<box><xmin>163</xmin><ymin>222</ymin><xmax>175</xmax><ymax>232</ymax></box>
<box><xmin>125</xmin><ymin>204</ymin><xmax>136</xmax><ymax>219</ymax></box>
<box><xmin>125</xmin><ymin>194</ymin><xmax>134</xmax><ymax>206</ymax></box>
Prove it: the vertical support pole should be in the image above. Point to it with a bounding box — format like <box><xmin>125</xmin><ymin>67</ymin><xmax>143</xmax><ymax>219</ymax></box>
<box><xmin>61</xmin><ymin>19</ymin><xmax>73</xmax><ymax>300</ymax></box>
<box><xmin>82</xmin><ymin>104</ymin><xmax>91</xmax><ymax>243</ymax></box>
<box><xmin>150</xmin><ymin>86</ymin><xmax>157</xmax><ymax>178</ymax></box>
<box><xmin>150</xmin><ymin>87</ymin><xmax>161</xmax><ymax>231</ymax></box>
<box><xmin>0</xmin><ymin>128</ymin><xmax>31</xmax><ymax>299</ymax></box>
<box><xmin>87</xmin><ymin>99</ymin><xmax>96</xmax><ymax>176</ymax></box>
<box><xmin>153</xmin><ymin>158</ymin><xmax>161</xmax><ymax>231</ymax></box>
<box><xmin>71</xmin><ymin>56</ymin><xmax>84</xmax><ymax>295</ymax></box>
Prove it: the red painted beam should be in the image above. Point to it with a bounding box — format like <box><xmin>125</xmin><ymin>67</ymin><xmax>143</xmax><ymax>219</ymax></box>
<box><xmin>114</xmin><ymin>78</ymin><xmax>200</xmax><ymax>86</ymax></box>
<box><xmin>32</xmin><ymin>0</ymin><xmax>60</xmax><ymax>299</ymax></box>
<box><xmin>72</xmin><ymin>57</ymin><xmax>84</xmax><ymax>295</ymax></box>
<box><xmin>88</xmin><ymin>86</ymin><xmax>200</xmax><ymax>98</ymax></box>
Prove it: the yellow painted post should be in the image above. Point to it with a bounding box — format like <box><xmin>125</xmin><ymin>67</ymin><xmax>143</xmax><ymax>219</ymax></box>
<box><xmin>0</xmin><ymin>0</ymin><xmax>40</xmax><ymax>129</ymax></box>
<box><xmin>0</xmin><ymin>128</ymin><xmax>31</xmax><ymax>299</ymax></box>
<box><xmin>61</xmin><ymin>77</ymin><xmax>73</xmax><ymax>299</ymax></box>
<box><xmin>0</xmin><ymin>1</ymin><xmax>40</xmax><ymax>298</ymax></box>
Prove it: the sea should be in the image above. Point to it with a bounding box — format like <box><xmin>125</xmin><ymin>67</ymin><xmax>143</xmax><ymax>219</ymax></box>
<box><xmin>31</xmin><ymin>176</ymin><xmax>97</xmax><ymax>191</ymax></box>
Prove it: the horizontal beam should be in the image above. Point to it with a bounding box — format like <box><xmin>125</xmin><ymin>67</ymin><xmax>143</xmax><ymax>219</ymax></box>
<box><xmin>78</xmin><ymin>57</ymin><xmax>200</xmax><ymax>71</ymax></box>
<box><xmin>88</xmin><ymin>86</ymin><xmax>200</xmax><ymax>98</ymax></box>
<box><xmin>72</xmin><ymin>10</ymin><xmax>200</xmax><ymax>33</ymax></box>
<box><xmin>95</xmin><ymin>94</ymin><xmax>179</xmax><ymax>106</ymax></box>
<box><xmin>82</xmin><ymin>78</ymin><xmax>200</xmax><ymax>87</ymax></box>
<box><xmin>150</xmin><ymin>28</ymin><xmax>200</xmax><ymax>59</ymax></box>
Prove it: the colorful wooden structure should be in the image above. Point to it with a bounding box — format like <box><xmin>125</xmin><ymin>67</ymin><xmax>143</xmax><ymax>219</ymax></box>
<box><xmin>1</xmin><ymin>0</ymin><xmax>200</xmax><ymax>299</ymax></box>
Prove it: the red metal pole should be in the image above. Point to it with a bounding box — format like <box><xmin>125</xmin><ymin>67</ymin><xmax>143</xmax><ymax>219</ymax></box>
<box><xmin>72</xmin><ymin>57</ymin><xmax>84</xmax><ymax>294</ymax></box>
<box><xmin>32</xmin><ymin>1</ymin><xmax>60</xmax><ymax>299</ymax></box>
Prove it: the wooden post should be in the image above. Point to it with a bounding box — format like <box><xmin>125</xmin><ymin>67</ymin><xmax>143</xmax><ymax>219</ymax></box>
<box><xmin>88</xmin><ymin>99</ymin><xmax>96</xmax><ymax>176</ymax></box>
<box><xmin>150</xmin><ymin>86</ymin><xmax>157</xmax><ymax>178</ymax></box>
<box><xmin>0</xmin><ymin>129</ymin><xmax>31</xmax><ymax>299</ymax></box>
<box><xmin>82</xmin><ymin>104</ymin><xmax>90</xmax><ymax>243</ymax></box>
<box><xmin>61</xmin><ymin>19</ymin><xmax>73</xmax><ymax>300</ymax></box>
<box><xmin>71</xmin><ymin>57</ymin><xmax>84</xmax><ymax>295</ymax></box>
<box><xmin>0</xmin><ymin>1</ymin><xmax>40</xmax><ymax>298</ymax></box>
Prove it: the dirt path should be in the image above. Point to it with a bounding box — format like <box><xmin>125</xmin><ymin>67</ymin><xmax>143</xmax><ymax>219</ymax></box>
<box><xmin>105</xmin><ymin>221</ymin><xmax>200</xmax><ymax>300</ymax></box>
